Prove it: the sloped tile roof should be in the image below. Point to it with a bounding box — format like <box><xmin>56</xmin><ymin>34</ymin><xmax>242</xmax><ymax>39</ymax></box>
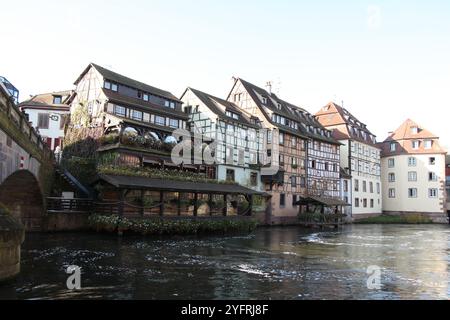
<box><xmin>186</xmin><ymin>87</ymin><xmax>259</xmax><ymax>128</ymax></box>
<box><xmin>75</xmin><ymin>63</ymin><xmax>181</xmax><ymax>102</ymax></box>
<box><xmin>315</xmin><ymin>102</ymin><xmax>379</xmax><ymax>147</ymax></box>
<box><xmin>235</xmin><ymin>78</ymin><xmax>340</xmax><ymax>144</ymax></box>
<box><xmin>103</xmin><ymin>89</ymin><xmax>188</xmax><ymax>120</ymax></box>
<box><xmin>18</xmin><ymin>90</ymin><xmax>72</xmax><ymax>109</ymax></box>
<box><xmin>379</xmin><ymin>119</ymin><xmax>446</xmax><ymax>156</ymax></box>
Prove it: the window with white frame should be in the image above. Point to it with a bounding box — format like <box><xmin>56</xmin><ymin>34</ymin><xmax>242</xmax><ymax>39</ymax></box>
<box><xmin>131</xmin><ymin>110</ymin><xmax>143</xmax><ymax>121</ymax></box>
<box><xmin>169</xmin><ymin>119</ymin><xmax>179</xmax><ymax>128</ymax></box>
<box><xmin>428</xmin><ymin>188</ymin><xmax>438</xmax><ymax>198</ymax></box>
<box><xmin>412</xmin><ymin>140</ymin><xmax>420</xmax><ymax>149</ymax></box>
<box><xmin>155</xmin><ymin>115</ymin><xmax>165</xmax><ymax>126</ymax></box>
<box><xmin>388</xmin><ymin>188</ymin><xmax>396</xmax><ymax>198</ymax></box>
<box><xmin>408</xmin><ymin>157</ymin><xmax>417</xmax><ymax>167</ymax></box>
<box><xmin>53</xmin><ymin>96</ymin><xmax>62</xmax><ymax>104</ymax></box>
<box><xmin>114</xmin><ymin>105</ymin><xmax>126</xmax><ymax>117</ymax></box>
<box><xmin>390</xmin><ymin>142</ymin><xmax>396</xmax><ymax>152</ymax></box>
<box><xmin>424</xmin><ymin>140</ymin><xmax>433</xmax><ymax>149</ymax></box>
<box><xmin>408</xmin><ymin>188</ymin><xmax>418</xmax><ymax>198</ymax></box>
<box><xmin>429</xmin><ymin>172</ymin><xmax>438</xmax><ymax>181</ymax></box>
<box><xmin>388</xmin><ymin>173</ymin><xmax>395</xmax><ymax>182</ymax></box>
<box><xmin>279</xmin><ymin>132</ymin><xmax>285</xmax><ymax>145</ymax></box>
<box><xmin>388</xmin><ymin>158</ymin><xmax>395</xmax><ymax>168</ymax></box>
<box><xmin>408</xmin><ymin>171</ymin><xmax>417</xmax><ymax>182</ymax></box>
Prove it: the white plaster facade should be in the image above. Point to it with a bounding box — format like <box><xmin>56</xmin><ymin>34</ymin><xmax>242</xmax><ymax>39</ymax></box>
<box><xmin>23</xmin><ymin>108</ymin><xmax>68</xmax><ymax>151</ymax></box>
<box><xmin>382</xmin><ymin>154</ymin><xmax>446</xmax><ymax>214</ymax></box>
<box><xmin>181</xmin><ymin>88</ymin><xmax>263</xmax><ymax>192</ymax></box>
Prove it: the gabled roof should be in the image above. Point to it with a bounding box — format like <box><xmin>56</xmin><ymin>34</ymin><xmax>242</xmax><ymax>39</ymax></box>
<box><xmin>379</xmin><ymin>119</ymin><xmax>446</xmax><ymax>156</ymax></box>
<box><xmin>184</xmin><ymin>87</ymin><xmax>259</xmax><ymax>128</ymax></box>
<box><xmin>229</xmin><ymin>78</ymin><xmax>339</xmax><ymax>144</ymax></box>
<box><xmin>74</xmin><ymin>63</ymin><xmax>181</xmax><ymax>102</ymax></box>
<box><xmin>384</xmin><ymin>119</ymin><xmax>439</xmax><ymax>141</ymax></box>
<box><xmin>236</xmin><ymin>78</ymin><xmax>300</xmax><ymax>123</ymax></box>
<box><xmin>18</xmin><ymin>90</ymin><xmax>72</xmax><ymax>110</ymax></box>
<box><xmin>315</xmin><ymin>102</ymin><xmax>379</xmax><ymax>147</ymax></box>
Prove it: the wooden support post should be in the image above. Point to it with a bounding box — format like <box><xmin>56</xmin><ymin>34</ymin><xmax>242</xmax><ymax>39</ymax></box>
<box><xmin>208</xmin><ymin>194</ymin><xmax>213</xmax><ymax>216</ymax></box>
<box><xmin>159</xmin><ymin>191</ymin><xmax>164</xmax><ymax>216</ymax></box>
<box><xmin>193</xmin><ymin>193</ymin><xmax>198</xmax><ymax>217</ymax></box>
<box><xmin>118</xmin><ymin>189</ymin><xmax>125</xmax><ymax>217</ymax></box>
<box><xmin>223</xmin><ymin>194</ymin><xmax>228</xmax><ymax>217</ymax></box>
<box><xmin>248</xmin><ymin>195</ymin><xmax>254</xmax><ymax>216</ymax></box>
<box><xmin>177</xmin><ymin>192</ymin><xmax>182</xmax><ymax>216</ymax></box>
<box><xmin>118</xmin><ymin>189</ymin><xmax>125</xmax><ymax>236</ymax></box>
<box><xmin>140</xmin><ymin>189</ymin><xmax>144</xmax><ymax>216</ymax></box>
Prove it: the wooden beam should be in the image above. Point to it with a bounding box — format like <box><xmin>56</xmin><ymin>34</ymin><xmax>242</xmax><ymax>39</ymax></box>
<box><xmin>208</xmin><ymin>193</ymin><xmax>213</xmax><ymax>216</ymax></box>
<box><xmin>159</xmin><ymin>191</ymin><xmax>164</xmax><ymax>216</ymax></box>
<box><xmin>223</xmin><ymin>194</ymin><xmax>228</xmax><ymax>216</ymax></box>
<box><xmin>140</xmin><ymin>189</ymin><xmax>144</xmax><ymax>216</ymax></box>
<box><xmin>177</xmin><ymin>192</ymin><xmax>182</xmax><ymax>216</ymax></box>
<box><xmin>193</xmin><ymin>193</ymin><xmax>198</xmax><ymax>217</ymax></box>
<box><xmin>248</xmin><ymin>194</ymin><xmax>253</xmax><ymax>216</ymax></box>
<box><xmin>118</xmin><ymin>189</ymin><xmax>125</xmax><ymax>217</ymax></box>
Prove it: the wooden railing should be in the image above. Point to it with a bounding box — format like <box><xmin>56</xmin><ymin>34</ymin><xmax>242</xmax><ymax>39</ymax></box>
<box><xmin>46</xmin><ymin>197</ymin><xmax>93</xmax><ymax>213</ymax></box>
<box><xmin>46</xmin><ymin>197</ymin><xmax>255</xmax><ymax>217</ymax></box>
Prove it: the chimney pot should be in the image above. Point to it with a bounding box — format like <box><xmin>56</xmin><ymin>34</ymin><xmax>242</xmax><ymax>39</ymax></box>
<box><xmin>266</xmin><ymin>81</ymin><xmax>272</xmax><ymax>95</ymax></box>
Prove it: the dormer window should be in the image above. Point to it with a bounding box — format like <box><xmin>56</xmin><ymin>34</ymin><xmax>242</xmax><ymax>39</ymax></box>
<box><xmin>424</xmin><ymin>140</ymin><xmax>432</xmax><ymax>149</ymax></box>
<box><xmin>165</xmin><ymin>100</ymin><xmax>176</xmax><ymax>109</ymax></box>
<box><xmin>411</xmin><ymin>126</ymin><xmax>419</xmax><ymax>134</ymax></box>
<box><xmin>104</xmin><ymin>80</ymin><xmax>118</xmax><ymax>92</ymax></box>
<box><xmin>390</xmin><ymin>142</ymin><xmax>396</xmax><ymax>152</ymax></box>
<box><xmin>143</xmin><ymin>93</ymin><xmax>149</xmax><ymax>102</ymax></box>
<box><xmin>277</xmin><ymin>103</ymin><xmax>282</xmax><ymax>110</ymax></box>
<box><xmin>262</xmin><ymin>96</ymin><xmax>267</xmax><ymax>104</ymax></box>
<box><xmin>53</xmin><ymin>95</ymin><xmax>62</xmax><ymax>104</ymax></box>
<box><xmin>226</xmin><ymin>110</ymin><xmax>239</xmax><ymax>120</ymax></box>
<box><xmin>412</xmin><ymin>140</ymin><xmax>420</xmax><ymax>149</ymax></box>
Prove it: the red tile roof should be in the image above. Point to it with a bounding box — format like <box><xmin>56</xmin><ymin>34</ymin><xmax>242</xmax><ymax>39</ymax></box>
<box><xmin>315</xmin><ymin>102</ymin><xmax>379</xmax><ymax>147</ymax></box>
<box><xmin>379</xmin><ymin>119</ymin><xmax>446</xmax><ymax>157</ymax></box>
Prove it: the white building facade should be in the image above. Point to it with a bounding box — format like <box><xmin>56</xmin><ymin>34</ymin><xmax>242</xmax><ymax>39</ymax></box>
<box><xmin>315</xmin><ymin>102</ymin><xmax>382</xmax><ymax>219</ymax></box>
<box><xmin>380</xmin><ymin>119</ymin><xmax>447</xmax><ymax>222</ymax></box>
<box><xmin>19</xmin><ymin>91</ymin><xmax>71</xmax><ymax>151</ymax></box>
<box><xmin>180</xmin><ymin>87</ymin><xmax>263</xmax><ymax>192</ymax></box>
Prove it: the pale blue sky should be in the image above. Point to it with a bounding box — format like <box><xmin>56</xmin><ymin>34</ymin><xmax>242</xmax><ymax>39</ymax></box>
<box><xmin>1</xmin><ymin>0</ymin><xmax>449</xmax><ymax>147</ymax></box>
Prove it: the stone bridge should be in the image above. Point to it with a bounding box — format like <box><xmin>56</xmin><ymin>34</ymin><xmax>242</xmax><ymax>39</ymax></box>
<box><xmin>0</xmin><ymin>82</ymin><xmax>54</xmax><ymax>231</ymax></box>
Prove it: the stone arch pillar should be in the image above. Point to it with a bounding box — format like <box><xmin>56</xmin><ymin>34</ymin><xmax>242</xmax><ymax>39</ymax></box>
<box><xmin>0</xmin><ymin>170</ymin><xmax>45</xmax><ymax>231</ymax></box>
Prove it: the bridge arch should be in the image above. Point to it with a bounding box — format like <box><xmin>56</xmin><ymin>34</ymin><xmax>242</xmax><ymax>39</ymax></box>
<box><xmin>0</xmin><ymin>170</ymin><xmax>44</xmax><ymax>231</ymax></box>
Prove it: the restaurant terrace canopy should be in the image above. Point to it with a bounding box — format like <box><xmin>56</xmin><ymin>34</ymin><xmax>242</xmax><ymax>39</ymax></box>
<box><xmin>294</xmin><ymin>196</ymin><xmax>351</xmax><ymax>207</ymax></box>
<box><xmin>92</xmin><ymin>174</ymin><xmax>265</xmax><ymax>217</ymax></box>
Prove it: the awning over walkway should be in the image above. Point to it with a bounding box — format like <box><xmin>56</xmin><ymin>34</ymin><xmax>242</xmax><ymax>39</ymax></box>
<box><xmin>97</xmin><ymin>174</ymin><xmax>264</xmax><ymax>196</ymax></box>
<box><xmin>294</xmin><ymin>196</ymin><xmax>350</xmax><ymax>207</ymax></box>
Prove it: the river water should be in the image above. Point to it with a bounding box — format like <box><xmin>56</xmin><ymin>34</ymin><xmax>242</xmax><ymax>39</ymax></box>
<box><xmin>0</xmin><ymin>225</ymin><xmax>449</xmax><ymax>300</ymax></box>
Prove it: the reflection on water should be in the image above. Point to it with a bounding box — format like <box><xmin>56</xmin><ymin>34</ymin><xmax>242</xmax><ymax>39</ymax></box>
<box><xmin>0</xmin><ymin>225</ymin><xmax>449</xmax><ymax>300</ymax></box>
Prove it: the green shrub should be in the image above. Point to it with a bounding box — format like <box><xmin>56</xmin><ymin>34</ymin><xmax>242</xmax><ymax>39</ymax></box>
<box><xmin>0</xmin><ymin>202</ymin><xmax>11</xmax><ymax>215</ymax></box>
<box><xmin>97</xmin><ymin>165</ymin><xmax>238</xmax><ymax>185</ymax></box>
<box><xmin>88</xmin><ymin>214</ymin><xmax>258</xmax><ymax>236</ymax></box>
<box><xmin>99</xmin><ymin>133</ymin><xmax>120</xmax><ymax>146</ymax></box>
<box><xmin>355</xmin><ymin>214</ymin><xmax>433</xmax><ymax>224</ymax></box>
